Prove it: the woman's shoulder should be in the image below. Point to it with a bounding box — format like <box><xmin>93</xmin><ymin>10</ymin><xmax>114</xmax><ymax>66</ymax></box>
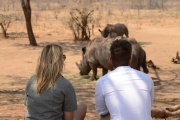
<box><xmin>56</xmin><ymin>76</ymin><xmax>73</xmax><ymax>88</ymax></box>
<box><xmin>25</xmin><ymin>75</ymin><xmax>36</xmax><ymax>91</ymax></box>
<box><xmin>27</xmin><ymin>75</ymin><xmax>36</xmax><ymax>83</ymax></box>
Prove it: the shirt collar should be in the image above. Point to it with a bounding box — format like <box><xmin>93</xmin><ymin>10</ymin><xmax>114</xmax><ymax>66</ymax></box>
<box><xmin>114</xmin><ymin>66</ymin><xmax>131</xmax><ymax>71</ymax></box>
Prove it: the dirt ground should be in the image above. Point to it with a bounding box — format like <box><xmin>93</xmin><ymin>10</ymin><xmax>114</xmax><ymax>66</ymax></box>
<box><xmin>0</xmin><ymin>7</ymin><xmax>180</xmax><ymax>120</ymax></box>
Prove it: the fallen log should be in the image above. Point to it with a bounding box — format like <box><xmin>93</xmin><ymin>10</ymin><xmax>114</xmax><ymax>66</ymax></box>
<box><xmin>147</xmin><ymin>60</ymin><xmax>160</xmax><ymax>69</ymax></box>
<box><xmin>151</xmin><ymin>105</ymin><xmax>180</xmax><ymax>119</ymax></box>
<box><xmin>171</xmin><ymin>51</ymin><xmax>180</xmax><ymax>64</ymax></box>
<box><xmin>98</xmin><ymin>105</ymin><xmax>180</xmax><ymax>120</ymax></box>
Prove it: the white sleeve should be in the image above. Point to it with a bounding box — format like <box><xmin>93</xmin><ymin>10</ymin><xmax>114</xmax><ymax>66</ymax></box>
<box><xmin>95</xmin><ymin>80</ymin><xmax>109</xmax><ymax>115</ymax></box>
<box><xmin>150</xmin><ymin>78</ymin><xmax>154</xmax><ymax>107</ymax></box>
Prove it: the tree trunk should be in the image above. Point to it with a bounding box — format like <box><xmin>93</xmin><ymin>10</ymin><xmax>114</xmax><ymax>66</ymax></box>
<box><xmin>81</xmin><ymin>28</ymin><xmax>85</xmax><ymax>39</ymax></box>
<box><xmin>92</xmin><ymin>24</ymin><xmax>94</xmax><ymax>35</ymax></box>
<box><xmin>84</xmin><ymin>30</ymin><xmax>89</xmax><ymax>40</ymax></box>
<box><xmin>2</xmin><ymin>29</ymin><xmax>7</xmax><ymax>38</ymax></box>
<box><xmin>21</xmin><ymin>0</ymin><xmax>37</xmax><ymax>46</ymax></box>
<box><xmin>73</xmin><ymin>31</ymin><xmax>78</xmax><ymax>42</ymax></box>
<box><xmin>0</xmin><ymin>24</ymin><xmax>7</xmax><ymax>38</ymax></box>
<box><xmin>81</xmin><ymin>27</ymin><xmax>89</xmax><ymax>40</ymax></box>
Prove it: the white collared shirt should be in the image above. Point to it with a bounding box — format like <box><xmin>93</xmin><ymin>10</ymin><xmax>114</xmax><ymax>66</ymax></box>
<box><xmin>95</xmin><ymin>66</ymin><xmax>154</xmax><ymax>120</ymax></box>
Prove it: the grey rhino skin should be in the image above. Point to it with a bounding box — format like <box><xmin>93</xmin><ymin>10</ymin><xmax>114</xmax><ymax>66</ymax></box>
<box><xmin>99</xmin><ymin>23</ymin><xmax>129</xmax><ymax>38</ymax></box>
<box><xmin>76</xmin><ymin>37</ymin><xmax>149</xmax><ymax>80</ymax></box>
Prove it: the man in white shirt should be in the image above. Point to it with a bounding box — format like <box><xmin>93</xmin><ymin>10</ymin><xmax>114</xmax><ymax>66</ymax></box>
<box><xmin>95</xmin><ymin>39</ymin><xmax>154</xmax><ymax>120</ymax></box>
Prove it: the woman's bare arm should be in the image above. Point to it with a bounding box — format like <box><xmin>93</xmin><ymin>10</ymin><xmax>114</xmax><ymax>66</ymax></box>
<box><xmin>64</xmin><ymin>111</ymin><xmax>73</xmax><ymax>120</ymax></box>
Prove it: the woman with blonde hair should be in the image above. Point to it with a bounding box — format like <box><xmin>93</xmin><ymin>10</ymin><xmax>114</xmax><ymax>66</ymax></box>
<box><xmin>24</xmin><ymin>44</ymin><xmax>87</xmax><ymax>120</ymax></box>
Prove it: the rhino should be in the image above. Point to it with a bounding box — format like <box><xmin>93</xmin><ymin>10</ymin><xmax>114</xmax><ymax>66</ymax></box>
<box><xmin>76</xmin><ymin>37</ymin><xmax>149</xmax><ymax>80</ymax></box>
<box><xmin>99</xmin><ymin>23</ymin><xmax>129</xmax><ymax>38</ymax></box>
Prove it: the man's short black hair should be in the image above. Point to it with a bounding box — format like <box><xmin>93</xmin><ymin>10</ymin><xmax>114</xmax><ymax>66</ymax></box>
<box><xmin>110</xmin><ymin>38</ymin><xmax>132</xmax><ymax>68</ymax></box>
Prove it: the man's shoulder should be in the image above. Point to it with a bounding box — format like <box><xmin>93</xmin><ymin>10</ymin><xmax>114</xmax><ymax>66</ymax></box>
<box><xmin>133</xmin><ymin>69</ymin><xmax>153</xmax><ymax>85</ymax></box>
<box><xmin>136</xmin><ymin>70</ymin><xmax>151</xmax><ymax>78</ymax></box>
<box><xmin>98</xmin><ymin>73</ymin><xmax>109</xmax><ymax>80</ymax></box>
<box><xmin>96</xmin><ymin>72</ymin><xmax>113</xmax><ymax>85</ymax></box>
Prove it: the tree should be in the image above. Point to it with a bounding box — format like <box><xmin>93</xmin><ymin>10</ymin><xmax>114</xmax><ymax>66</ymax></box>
<box><xmin>67</xmin><ymin>8</ymin><xmax>94</xmax><ymax>41</ymax></box>
<box><xmin>21</xmin><ymin>0</ymin><xmax>37</xmax><ymax>46</ymax></box>
<box><xmin>0</xmin><ymin>14</ymin><xmax>11</xmax><ymax>38</ymax></box>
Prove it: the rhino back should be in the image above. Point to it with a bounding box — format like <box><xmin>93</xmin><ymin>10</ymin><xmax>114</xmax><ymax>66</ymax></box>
<box><xmin>114</xmin><ymin>24</ymin><xmax>127</xmax><ymax>36</ymax></box>
<box><xmin>95</xmin><ymin>38</ymin><xmax>114</xmax><ymax>70</ymax></box>
<box><xmin>126</xmin><ymin>38</ymin><xmax>144</xmax><ymax>69</ymax></box>
<box><xmin>85</xmin><ymin>37</ymin><xmax>104</xmax><ymax>64</ymax></box>
<box><xmin>84</xmin><ymin>37</ymin><xmax>145</xmax><ymax>71</ymax></box>
<box><xmin>85</xmin><ymin>37</ymin><xmax>114</xmax><ymax>70</ymax></box>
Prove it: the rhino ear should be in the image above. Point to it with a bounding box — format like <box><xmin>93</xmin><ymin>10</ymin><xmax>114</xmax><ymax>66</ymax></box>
<box><xmin>82</xmin><ymin>47</ymin><xmax>86</xmax><ymax>54</ymax></box>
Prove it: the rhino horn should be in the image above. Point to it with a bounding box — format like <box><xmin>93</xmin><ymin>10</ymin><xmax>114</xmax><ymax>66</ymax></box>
<box><xmin>75</xmin><ymin>62</ymin><xmax>81</xmax><ymax>70</ymax></box>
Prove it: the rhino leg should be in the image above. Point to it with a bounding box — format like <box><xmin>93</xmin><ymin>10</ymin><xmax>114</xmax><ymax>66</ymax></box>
<box><xmin>130</xmin><ymin>55</ymin><xmax>139</xmax><ymax>70</ymax></box>
<box><xmin>125</xmin><ymin>26</ymin><xmax>129</xmax><ymax>37</ymax></box>
<box><xmin>125</xmin><ymin>33</ymin><xmax>129</xmax><ymax>38</ymax></box>
<box><xmin>89</xmin><ymin>63</ymin><xmax>98</xmax><ymax>81</ymax></box>
<box><xmin>142</xmin><ymin>61</ymin><xmax>149</xmax><ymax>74</ymax></box>
<box><xmin>102</xmin><ymin>68</ymin><xmax>108</xmax><ymax>75</ymax></box>
<box><xmin>90</xmin><ymin>75</ymin><xmax>97</xmax><ymax>81</ymax></box>
<box><xmin>142</xmin><ymin>53</ymin><xmax>149</xmax><ymax>74</ymax></box>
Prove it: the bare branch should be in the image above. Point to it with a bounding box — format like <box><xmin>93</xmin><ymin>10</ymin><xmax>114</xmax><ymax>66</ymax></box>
<box><xmin>21</xmin><ymin>0</ymin><xmax>26</xmax><ymax>8</ymax></box>
<box><xmin>21</xmin><ymin>0</ymin><xmax>31</xmax><ymax>14</ymax></box>
<box><xmin>67</xmin><ymin>8</ymin><xmax>94</xmax><ymax>40</ymax></box>
<box><xmin>0</xmin><ymin>14</ymin><xmax>12</xmax><ymax>38</ymax></box>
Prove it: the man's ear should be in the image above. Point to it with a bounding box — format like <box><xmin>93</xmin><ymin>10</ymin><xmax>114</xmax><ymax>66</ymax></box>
<box><xmin>109</xmin><ymin>56</ymin><xmax>113</xmax><ymax>66</ymax></box>
<box><xmin>109</xmin><ymin>56</ymin><xmax>115</xmax><ymax>69</ymax></box>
